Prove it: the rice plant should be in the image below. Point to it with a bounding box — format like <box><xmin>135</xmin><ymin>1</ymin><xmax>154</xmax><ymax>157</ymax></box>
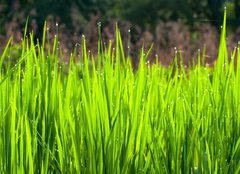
<box><xmin>0</xmin><ymin>9</ymin><xmax>239</xmax><ymax>173</ymax></box>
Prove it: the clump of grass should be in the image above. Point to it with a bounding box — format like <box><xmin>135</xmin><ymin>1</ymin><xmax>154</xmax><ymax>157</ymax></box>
<box><xmin>0</xmin><ymin>9</ymin><xmax>240</xmax><ymax>173</ymax></box>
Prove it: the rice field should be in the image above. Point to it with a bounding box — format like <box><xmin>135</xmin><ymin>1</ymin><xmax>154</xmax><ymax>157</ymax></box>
<box><xmin>0</xmin><ymin>10</ymin><xmax>240</xmax><ymax>173</ymax></box>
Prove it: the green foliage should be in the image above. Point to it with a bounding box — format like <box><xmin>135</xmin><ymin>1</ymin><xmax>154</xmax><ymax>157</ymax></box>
<box><xmin>0</xmin><ymin>10</ymin><xmax>240</xmax><ymax>173</ymax></box>
<box><xmin>109</xmin><ymin>0</ymin><xmax>193</xmax><ymax>26</ymax></box>
<box><xmin>2</xmin><ymin>0</ymin><xmax>240</xmax><ymax>32</ymax></box>
<box><xmin>108</xmin><ymin>0</ymin><xmax>229</xmax><ymax>28</ymax></box>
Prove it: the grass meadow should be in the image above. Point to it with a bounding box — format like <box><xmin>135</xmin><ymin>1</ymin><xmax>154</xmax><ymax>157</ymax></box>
<box><xmin>0</xmin><ymin>9</ymin><xmax>240</xmax><ymax>173</ymax></box>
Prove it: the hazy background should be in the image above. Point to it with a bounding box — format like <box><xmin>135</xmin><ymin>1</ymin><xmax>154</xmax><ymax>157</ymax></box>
<box><xmin>1</xmin><ymin>0</ymin><xmax>240</xmax><ymax>65</ymax></box>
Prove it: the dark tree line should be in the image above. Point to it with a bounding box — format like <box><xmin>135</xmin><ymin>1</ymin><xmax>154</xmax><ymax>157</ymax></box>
<box><xmin>1</xmin><ymin>0</ymin><xmax>240</xmax><ymax>34</ymax></box>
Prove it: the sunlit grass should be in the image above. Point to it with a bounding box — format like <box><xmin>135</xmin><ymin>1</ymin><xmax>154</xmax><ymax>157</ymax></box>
<box><xmin>0</xmin><ymin>9</ymin><xmax>240</xmax><ymax>173</ymax></box>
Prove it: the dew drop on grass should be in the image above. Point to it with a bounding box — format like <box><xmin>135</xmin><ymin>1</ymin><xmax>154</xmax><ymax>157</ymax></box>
<box><xmin>194</xmin><ymin>166</ymin><xmax>198</xmax><ymax>172</ymax></box>
<box><xmin>167</xmin><ymin>122</ymin><xmax>170</xmax><ymax>127</ymax></box>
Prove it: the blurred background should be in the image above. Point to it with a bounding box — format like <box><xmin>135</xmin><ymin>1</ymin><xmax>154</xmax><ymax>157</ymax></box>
<box><xmin>0</xmin><ymin>0</ymin><xmax>240</xmax><ymax>65</ymax></box>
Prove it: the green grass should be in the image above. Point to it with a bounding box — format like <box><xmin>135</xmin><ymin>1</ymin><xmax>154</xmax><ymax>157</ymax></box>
<box><xmin>0</xmin><ymin>9</ymin><xmax>240</xmax><ymax>173</ymax></box>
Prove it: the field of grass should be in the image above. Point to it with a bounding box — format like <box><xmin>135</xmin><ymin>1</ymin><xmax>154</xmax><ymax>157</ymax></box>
<box><xmin>0</xmin><ymin>10</ymin><xmax>240</xmax><ymax>173</ymax></box>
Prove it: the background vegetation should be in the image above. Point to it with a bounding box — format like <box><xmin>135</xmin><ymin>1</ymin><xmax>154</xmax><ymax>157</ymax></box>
<box><xmin>1</xmin><ymin>0</ymin><xmax>240</xmax><ymax>65</ymax></box>
<box><xmin>1</xmin><ymin>0</ymin><xmax>240</xmax><ymax>31</ymax></box>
